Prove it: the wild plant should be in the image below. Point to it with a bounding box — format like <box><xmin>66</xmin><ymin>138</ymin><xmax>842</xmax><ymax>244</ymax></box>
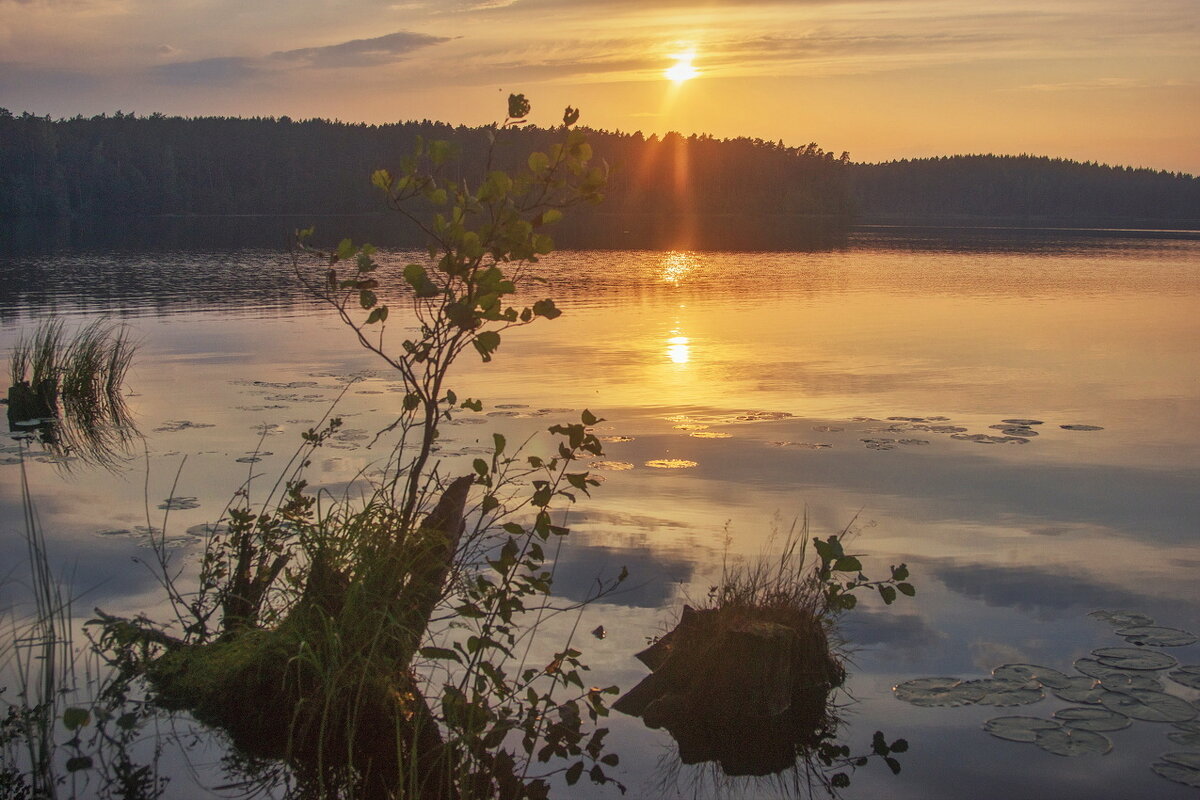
<box><xmin>93</xmin><ymin>95</ymin><xmax>624</xmax><ymax>799</ymax></box>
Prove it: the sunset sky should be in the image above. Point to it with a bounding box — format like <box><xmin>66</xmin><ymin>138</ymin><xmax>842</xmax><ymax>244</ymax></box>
<box><xmin>2</xmin><ymin>0</ymin><xmax>1197</xmax><ymax>173</ymax></box>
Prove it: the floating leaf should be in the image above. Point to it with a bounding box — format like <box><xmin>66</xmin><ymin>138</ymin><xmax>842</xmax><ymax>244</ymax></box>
<box><xmin>983</xmin><ymin>716</ymin><xmax>1060</xmax><ymax>743</ymax></box>
<box><xmin>1152</xmin><ymin>752</ymin><xmax>1200</xmax><ymax>788</ymax></box>
<box><xmin>993</xmin><ymin>663</ymin><xmax>1072</xmax><ymax>690</ymax></box>
<box><xmin>1001</xmin><ymin>419</ymin><xmax>1044</xmax><ymax>426</ymax></box>
<box><xmin>1099</xmin><ymin>689</ymin><xmax>1198</xmax><ymax>723</ymax></box>
<box><xmin>1051</xmin><ymin>676</ymin><xmax>1106</xmax><ymax>705</ymax></box>
<box><xmin>1117</xmin><ymin>625</ymin><xmax>1198</xmax><ymax>647</ymax></box>
<box><xmin>1093</xmin><ymin>646</ymin><xmax>1178</xmax><ymax>671</ymax></box>
<box><xmin>1089</xmin><ymin>609</ymin><xmax>1155</xmax><ymax>628</ymax></box>
<box><xmin>1099</xmin><ymin>673</ymin><xmax>1163</xmax><ymax>693</ymax></box>
<box><xmin>1074</xmin><ymin>657</ymin><xmax>1141</xmax><ymax>683</ymax></box>
<box><xmin>893</xmin><ymin>677</ymin><xmax>984</xmax><ymax>707</ymax></box>
<box><xmin>643</xmin><ymin>459</ymin><xmax>697</xmax><ymax>469</ymax></box>
<box><xmin>1060</xmin><ymin>424</ymin><xmax>1103</xmax><ymax>431</ymax></box>
<box><xmin>589</xmin><ymin>461</ymin><xmax>634</xmax><ymax>471</ymax></box>
<box><xmin>1034</xmin><ymin>727</ymin><xmax>1112</xmax><ymax>757</ymax></box>
<box><xmin>1054</xmin><ymin>707</ymin><xmax>1132</xmax><ymax>732</ymax></box>
<box><xmin>1167</xmin><ymin>666</ymin><xmax>1200</xmax><ymax>690</ymax></box>
<box><xmin>958</xmin><ymin>678</ymin><xmax>1043</xmax><ymax>707</ymax></box>
<box><xmin>1167</xmin><ymin>731</ymin><xmax>1200</xmax><ymax>746</ymax></box>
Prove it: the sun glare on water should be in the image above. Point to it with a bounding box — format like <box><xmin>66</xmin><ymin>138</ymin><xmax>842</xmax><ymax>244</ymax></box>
<box><xmin>665</xmin><ymin>53</ymin><xmax>698</xmax><ymax>83</ymax></box>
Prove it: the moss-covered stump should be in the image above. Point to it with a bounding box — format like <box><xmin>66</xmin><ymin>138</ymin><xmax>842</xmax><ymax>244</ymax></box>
<box><xmin>614</xmin><ymin>604</ymin><xmax>844</xmax><ymax>776</ymax></box>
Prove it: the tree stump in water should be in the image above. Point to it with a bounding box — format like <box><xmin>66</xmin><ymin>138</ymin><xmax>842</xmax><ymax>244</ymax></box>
<box><xmin>6</xmin><ymin>380</ymin><xmax>57</xmax><ymax>427</ymax></box>
<box><xmin>614</xmin><ymin>604</ymin><xmax>843</xmax><ymax>776</ymax></box>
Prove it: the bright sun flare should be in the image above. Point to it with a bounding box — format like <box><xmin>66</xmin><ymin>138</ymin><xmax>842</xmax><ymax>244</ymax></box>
<box><xmin>664</xmin><ymin>54</ymin><xmax>698</xmax><ymax>83</ymax></box>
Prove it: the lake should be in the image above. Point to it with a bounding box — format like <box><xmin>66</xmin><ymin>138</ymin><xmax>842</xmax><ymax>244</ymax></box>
<box><xmin>2</xmin><ymin>222</ymin><xmax>1199</xmax><ymax>798</ymax></box>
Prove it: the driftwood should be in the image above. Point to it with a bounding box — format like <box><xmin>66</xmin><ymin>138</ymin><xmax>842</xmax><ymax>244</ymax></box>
<box><xmin>615</xmin><ymin>604</ymin><xmax>844</xmax><ymax>777</ymax></box>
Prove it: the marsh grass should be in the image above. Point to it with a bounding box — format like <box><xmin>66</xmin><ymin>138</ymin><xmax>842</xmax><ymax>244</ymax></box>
<box><xmin>7</xmin><ymin>317</ymin><xmax>139</xmax><ymax>470</ymax></box>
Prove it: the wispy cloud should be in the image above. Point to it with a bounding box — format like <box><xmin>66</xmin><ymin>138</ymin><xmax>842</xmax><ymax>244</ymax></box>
<box><xmin>1017</xmin><ymin>77</ymin><xmax>1196</xmax><ymax>92</ymax></box>
<box><xmin>270</xmin><ymin>30</ymin><xmax>450</xmax><ymax>69</ymax></box>
<box><xmin>154</xmin><ymin>56</ymin><xmax>258</xmax><ymax>86</ymax></box>
<box><xmin>148</xmin><ymin>30</ymin><xmax>450</xmax><ymax>87</ymax></box>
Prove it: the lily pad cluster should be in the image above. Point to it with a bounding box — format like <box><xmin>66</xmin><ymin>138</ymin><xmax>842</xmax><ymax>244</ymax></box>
<box><xmin>893</xmin><ymin>611</ymin><xmax>1200</xmax><ymax>789</ymax></box>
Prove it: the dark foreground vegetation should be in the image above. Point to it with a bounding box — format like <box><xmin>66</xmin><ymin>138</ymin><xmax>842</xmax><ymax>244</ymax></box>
<box><xmin>3</xmin><ymin>108</ymin><xmax>1196</xmax><ymax>229</ymax></box>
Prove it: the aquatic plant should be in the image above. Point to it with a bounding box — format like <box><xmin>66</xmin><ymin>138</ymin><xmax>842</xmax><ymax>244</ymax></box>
<box><xmin>616</xmin><ymin>517</ymin><xmax>913</xmax><ymax>794</ymax></box>
<box><xmin>94</xmin><ymin>95</ymin><xmax>623</xmax><ymax>799</ymax></box>
<box><xmin>5</xmin><ymin>317</ymin><xmax>139</xmax><ymax>468</ymax></box>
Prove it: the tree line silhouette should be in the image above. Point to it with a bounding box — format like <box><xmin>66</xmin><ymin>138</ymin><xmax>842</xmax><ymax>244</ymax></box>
<box><xmin>1</xmin><ymin>109</ymin><xmax>1196</xmax><ymax>228</ymax></box>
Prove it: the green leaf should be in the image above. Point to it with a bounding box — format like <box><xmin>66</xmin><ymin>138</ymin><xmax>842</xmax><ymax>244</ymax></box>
<box><xmin>371</xmin><ymin>169</ymin><xmax>391</xmax><ymax>192</ymax></box>
<box><xmin>419</xmin><ymin>646</ymin><xmax>462</xmax><ymax>663</ymax></box>
<box><xmin>66</xmin><ymin>756</ymin><xmax>93</xmax><ymax>772</ymax></box>
<box><xmin>335</xmin><ymin>238</ymin><xmax>355</xmax><ymax>262</ymax></box>
<box><xmin>565</xmin><ymin>761</ymin><xmax>584</xmax><ymax>785</ymax></box>
<box><xmin>508</xmin><ymin>93</ymin><xmax>531</xmax><ymax>120</ymax></box>
<box><xmin>532</xmin><ymin>298</ymin><xmax>561</xmax><ymax>320</ymax></box>
<box><xmin>481</xmin><ymin>494</ymin><xmax>500</xmax><ymax>513</ymax></box>
<box><xmin>493</xmin><ymin>433</ymin><xmax>506</xmax><ymax>455</ymax></box>
<box><xmin>62</xmin><ymin>707</ymin><xmax>90</xmax><ymax>731</ymax></box>
<box><xmin>473</xmin><ymin>330</ymin><xmax>501</xmax><ymax>362</ymax></box>
<box><xmin>359</xmin><ymin>289</ymin><xmax>378</xmax><ymax>309</ymax></box>
<box><xmin>879</xmin><ymin>585</ymin><xmax>897</xmax><ymax>605</ymax></box>
<box><xmin>892</xmin><ymin>563</ymin><xmax>909</xmax><ymax>581</ymax></box>
<box><xmin>528</xmin><ymin>152</ymin><xmax>550</xmax><ymax>173</ymax></box>
<box><xmin>581</xmin><ymin>408</ymin><xmax>598</xmax><ymax>425</ymax></box>
<box><xmin>473</xmin><ymin>458</ymin><xmax>488</xmax><ymax>476</ymax></box>
<box><xmin>365</xmin><ymin>306</ymin><xmax>389</xmax><ymax>324</ymax></box>
<box><xmin>600</xmin><ymin>753</ymin><xmax>619</xmax><ymax>766</ymax></box>
<box><xmin>563</xmin><ymin>106</ymin><xmax>580</xmax><ymax>126</ymax></box>
<box><xmin>833</xmin><ymin>556</ymin><xmax>862</xmax><ymax>572</ymax></box>
<box><xmin>897</xmin><ymin>582</ymin><xmax>916</xmax><ymax>596</ymax></box>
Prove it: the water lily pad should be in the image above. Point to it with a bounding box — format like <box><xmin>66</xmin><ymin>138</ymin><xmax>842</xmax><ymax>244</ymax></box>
<box><xmin>1090</xmin><ymin>610</ymin><xmax>1155</xmax><ymax>628</ymax></box>
<box><xmin>158</xmin><ymin>496</ymin><xmax>200</xmax><ymax>511</ymax></box>
<box><xmin>990</xmin><ymin>425</ymin><xmax>1038</xmax><ymax>437</ymax></box>
<box><xmin>769</xmin><ymin>441</ymin><xmax>832</xmax><ymax>449</ymax></box>
<box><xmin>674</xmin><ymin>423</ymin><xmax>709</xmax><ymax>431</ymax></box>
<box><xmin>1093</xmin><ymin>647</ymin><xmax>1178</xmax><ymax>671</ymax></box>
<box><xmin>950</xmin><ymin>433</ymin><xmax>1029</xmax><ymax>444</ymax></box>
<box><xmin>1167</xmin><ymin>731</ymin><xmax>1200</xmax><ymax>746</ymax></box>
<box><xmin>1167</xmin><ymin>666</ymin><xmax>1200</xmax><ymax>690</ymax></box>
<box><xmin>1060</xmin><ymin>424</ymin><xmax>1103</xmax><ymax>431</ymax></box>
<box><xmin>1099</xmin><ymin>673</ymin><xmax>1163</xmax><ymax>692</ymax></box>
<box><xmin>1054</xmin><ymin>707</ymin><xmax>1132</xmax><ymax>732</ymax></box>
<box><xmin>1052</xmin><ymin>676</ymin><xmax>1106</xmax><ymax>705</ymax></box>
<box><xmin>959</xmin><ymin>678</ymin><xmax>1044</xmax><ymax>706</ymax></box>
<box><xmin>644</xmin><ymin>459</ymin><xmax>697</xmax><ymax>469</ymax></box>
<box><xmin>599</xmin><ymin>435</ymin><xmax>635</xmax><ymax>443</ymax></box>
<box><xmin>1117</xmin><ymin>625</ymin><xmax>1198</xmax><ymax>647</ymax></box>
<box><xmin>1034</xmin><ymin>727</ymin><xmax>1112</xmax><ymax>757</ymax></box>
<box><xmin>898</xmin><ymin>438</ymin><xmax>930</xmax><ymax>445</ymax></box>
<box><xmin>811</xmin><ymin>425</ymin><xmax>843</xmax><ymax>432</ymax></box>
<box><xmin>893</xmin><ymin>677</ymin><xmax>985</xmax><ymax>707</ymax></box>
<box><xmin>690</xmin><ymin>431</ymin><xmax>731</xmax><ymax>439</ymax></box>
<box><xmin>185</xmin><ymin>523</ymin><xmax>230</xmax><ymax>539</ymax></box>
<box><xmin>1152</xmin><ymin>752</ymin><xmax>1200</xmax><ymax>788</ymax></box>
<box><xmin>993</xmin><ymin>663</ymin><xmax>1073</xmax><ymax>690</ymax></box>
<box><xmin>589</xmin><ymin>461</ymin><xmax>634</xmax><ymax>471</ymax></box>
<box><xmin>1002</xmin><ymin>419</ymin><xmax>1044</xmax><ymax>426</ymax></box>
<box><xmin>983</xmin><ymin>716</ymin><xmax>1060</xmax><ymax>743</ymax></box>
<box><xmin>1099</xmin><ymin>689</ymin><xmax>1198</xmax><ymax>723</ymax></box>
<box><xmin>1075</xmin><ymin>657</ymin><xmax>1141</xmax><ymax>682</ymax></box>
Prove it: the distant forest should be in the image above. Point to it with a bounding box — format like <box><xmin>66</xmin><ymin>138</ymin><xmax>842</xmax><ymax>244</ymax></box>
<box><xmin>2</xmin><ymin>109</ymin><xmax>1197</xmax><ymax>229</ymax></box>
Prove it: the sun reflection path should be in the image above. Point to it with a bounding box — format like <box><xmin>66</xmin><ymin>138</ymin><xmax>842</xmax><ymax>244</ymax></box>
<box><xmin>659</xmin><ymin>251</ymin><xmax>697</xmax><ymax>285</ymax></box>
<box><xmin>667</xmin><ymin>335</ymin><xmax>690</xmax><ymax>364</ymax></box>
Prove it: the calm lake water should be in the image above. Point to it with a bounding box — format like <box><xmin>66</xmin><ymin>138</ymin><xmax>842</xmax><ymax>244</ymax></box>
<box><xmin>2</xmin><ymin>224</ymin><xmax>1199</xmax><ymax>798</ymax></box>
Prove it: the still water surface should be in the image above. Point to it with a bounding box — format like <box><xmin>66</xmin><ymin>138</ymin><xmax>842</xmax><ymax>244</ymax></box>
<box><xmin>2</xmin><ymin>227</ymin><xmax>1198</xmax><ymax>798</ymax></box>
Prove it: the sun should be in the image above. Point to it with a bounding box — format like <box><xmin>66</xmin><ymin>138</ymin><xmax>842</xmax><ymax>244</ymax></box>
<box><xmin>664</xmin><ymin>53</ymin><xmax>699</xmax><ymax>83</ymax></box>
